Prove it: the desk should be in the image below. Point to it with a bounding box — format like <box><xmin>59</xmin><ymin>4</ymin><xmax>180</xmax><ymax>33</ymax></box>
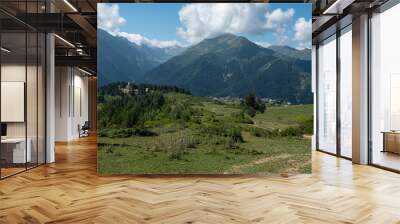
<box><xmin>1</xmin><ymin>138</ymin><xmax>31</xmax><ymax>163</ymax></box>
<box><xmin>382</xmin><ymin>131</ymin><xmax>400</xmax><ymax>154</ymax></box>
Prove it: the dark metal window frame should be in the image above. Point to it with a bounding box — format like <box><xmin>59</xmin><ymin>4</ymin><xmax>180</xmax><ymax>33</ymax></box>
<box><xmin>0</xmin><ymin>0</ymin><xmax>48</xmax><ymax>180</ymax></box>
<box><xmin>315</xmin><ymin>21</ymin><xmax>353</xmax><ymax>161</ymax></box>
<box><xmin>316</xmin><ymin>0</ymin><xmax>400</xmax><ymax>173</ymax></box>
<box><xmin>367</xmin><ymin>0</ymin><xmax>400</xmax><ymax>173</ymax></box>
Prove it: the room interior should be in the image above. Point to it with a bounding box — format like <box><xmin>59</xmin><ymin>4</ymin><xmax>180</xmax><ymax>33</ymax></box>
<box><xmin>369</xmin><ymin>3</ymin><xmax>400</xmax><ymax>171</ymax></box>
<box><xmin>0</xmin><ymin>30</ymin><xmax>46</xmax><ymax>178</ymax></box>
<box><xmin>0</xmin><ymin>0</ymin><xmax>96</xmax><ymax>179</ymax></box>
<box><xmin>54</xmin><ymin>66</ymin><xmax>91</xmax><ymax>142</ymax></box>
<box><xmin>0</xmin><ymin>0</ymin><xmax>400</xmax><ymax>222</ymax></box>
<box><xmin>313</xmin><ymin>0</ymin><xmax>400</xmax><ymax>171</ymax></box>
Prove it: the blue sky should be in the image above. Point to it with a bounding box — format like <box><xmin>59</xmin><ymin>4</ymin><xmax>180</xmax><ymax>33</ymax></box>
<box><xmin>98</xmin><ymin>3</ymin><xmax>312</xmax><ymax>49</ymax></box>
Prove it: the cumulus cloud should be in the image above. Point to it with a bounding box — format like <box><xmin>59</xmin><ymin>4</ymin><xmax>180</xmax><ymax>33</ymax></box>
<box><xmin>98</xmin><ymin>3</ymin><xmax>181</xmax><ymax>48</ymax></box>
<box><xmin>265</xmin><ymin>8</ymin><xmax>294</xmax><ymax>45</ymax></box>
<box><xmin>294</xmin><ymin>17</ymin><xmax>312</xmax><ymax>49</ymax></box>
<box><xmin>118</xmin><ymin>32</ymin><xmax>181</xmax><ymax>48</ymax></box>
<box><xmin>97</xmin><ymin>4</ymin><xmax>126</xmax><ymax>34</ymax></box>
<box><xmin>98</xmin><ymin>3</ymin><xmax>299</xmax><ymax>48</ymax></box>
<box><xmin>177</xmin><ymin>4</ymin><xmax>295</xmax><ymax>44</ymax></box>
<box><xmin>265</xmin><ymin>8</ymin><xmax>294</xmax><ymax>29</ymax></box>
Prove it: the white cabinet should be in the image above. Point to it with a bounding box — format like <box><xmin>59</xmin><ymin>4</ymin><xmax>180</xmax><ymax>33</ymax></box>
<box><xmin>1</xmin><ymin>138</ymin><xmax>32</xmax><ymax>163</ymax></box>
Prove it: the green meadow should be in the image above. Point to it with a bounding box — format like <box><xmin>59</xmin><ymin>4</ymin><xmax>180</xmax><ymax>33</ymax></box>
<box><xmin>97</xmin><ymin>84</ymin><xmax>312</xmax><ymax>175</ymax></box>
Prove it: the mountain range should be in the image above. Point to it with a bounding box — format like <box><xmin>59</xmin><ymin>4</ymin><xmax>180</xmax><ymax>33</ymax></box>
<box><xmin>98</xmin><ymin>30</ymin><xmax>312</xmax><ymax>104</ymax></box>
<box><xmin>98</xmin><ymin>29</ymin><xmax>185</xmax><ymax>86</ymax></box>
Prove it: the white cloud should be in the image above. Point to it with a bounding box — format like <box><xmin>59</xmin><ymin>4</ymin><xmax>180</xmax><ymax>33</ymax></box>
<box><xmin>294</xmin><ymin>17</ymin><xmax>312</xmax><ymax>49</ymax></box>
<box><xmin>177</xmin><ymin>4</ymin><xmax>295</xmax><ymax>44</ymax></box>
<box><xmin>266</xmin><ymin>8</ymin><xmax>294</xmax><ymax>45</ymax></box>
<box><xmin>255</xmin><ymin>42</ymin><xmax>271</xmax><ymax>48</ymax></box>
<box><xmin>97</xmin><ymin>3</ymin><xmax>298</xmax><ymax>49</ymax></box>
<box><xmin>118</xmin><ymin>32</ymin><xmax>181</xmax><ymax>48</ymax></box>
<box><xmin>98</xmin><ymin>3</ymin><xmax>181</xmax><ymax>48</ymax></box>
<box><xmin>265</xmin><ymin>8</ymin><xmax>294</xmax><ymax>29</ymax></box>
<box><xmin>97</xmin><ymin>4</ymin><xmax>126</xmax><ymax>34</ymax></box>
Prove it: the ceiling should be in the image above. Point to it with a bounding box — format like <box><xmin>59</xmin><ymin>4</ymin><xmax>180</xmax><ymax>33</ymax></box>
<box><xmin>311</xmin><ymin>0</ymin><xmax>390</xmax><ymax>44</ymax></box>
<box><xmin>0</xmin><ymin>0</ymin><xmax>98</xmax><ymax>74</ymax></box>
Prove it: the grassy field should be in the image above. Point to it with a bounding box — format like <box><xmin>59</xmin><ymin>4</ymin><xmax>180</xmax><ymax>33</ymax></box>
<box><xmin>98</xmin><ymin>91</ymin><xmax>312</xmax><ymax>175</ymax></box>
<box><xmin>252</xmin><ymin>104</ymin><xmax>313</xmax><ymax>129</ymax></box>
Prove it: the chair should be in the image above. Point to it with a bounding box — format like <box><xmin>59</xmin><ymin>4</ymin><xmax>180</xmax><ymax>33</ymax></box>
<box><xmin>79</xmin><ymin>121</ymin><xmax>90</xmax><ymax>138</ymax></box>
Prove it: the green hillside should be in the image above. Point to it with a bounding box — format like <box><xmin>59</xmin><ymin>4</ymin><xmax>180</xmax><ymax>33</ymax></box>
<box><xmin>144</xmin><ymin>33</ymin><xmax>312</xmax><ymax>104</ymax></box>
<box><xmin>97</xmin><ymin>82</ymin><xmax>312</xmax><ymax>175</ymax></box>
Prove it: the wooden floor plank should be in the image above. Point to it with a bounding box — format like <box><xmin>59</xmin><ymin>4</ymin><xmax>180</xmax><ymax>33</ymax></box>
<box><xmin>0</xmin><ymin>136</ymin><xmax>400</xmax><ymax>223</ymax></box>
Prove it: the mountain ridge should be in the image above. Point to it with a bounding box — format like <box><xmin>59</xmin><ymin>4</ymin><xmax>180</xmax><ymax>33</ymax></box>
<box><xmin>143</xmin><ymin>34</ymin><xmax>312</xmax><ymax>104</ymax></box>
<box><xmin>98</xmin><ymin>31</ymin><xmax>312</xmax><ymax>104</ymax></box>
<box><xmin>98</xmin><ymin>29</ymin><xmax>185</xmax><ymax>86</ymax></box>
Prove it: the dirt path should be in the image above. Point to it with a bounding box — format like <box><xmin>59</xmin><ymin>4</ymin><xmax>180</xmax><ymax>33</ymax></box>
<box><xmin>226</xmin><ymin>154</ymin><xmax>293</xmax><ymax>174</ymax></box>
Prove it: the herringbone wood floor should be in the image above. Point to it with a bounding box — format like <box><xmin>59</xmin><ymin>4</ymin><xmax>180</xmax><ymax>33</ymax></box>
<box><xmin>1</xmin><ymin>136</ymin><xmax>400</xmax><ymax>224</ymax></box>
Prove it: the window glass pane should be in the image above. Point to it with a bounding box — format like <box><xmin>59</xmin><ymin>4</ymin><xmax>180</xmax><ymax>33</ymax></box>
<box><xmin>371</xmin><ymin>3</ymin><xmax>400</xmax><ymax>170</ymax></box>
<box><xmin>340</xmin><ymin>27</ymin><xmax>352</xmax><ymax>158</ymax></box>
<box><xmin>1</xmin><ymin>31</ymin><xmax>27</xmax><ymax>177</ymax></box>
<box><xmin>0</xmin><ymin>1</ymin><xmax>46</xmax><ymax>179</ymax></box>
<box><xmin>27</xmin><ymin>31</ymin><xmax>38</xmax><ymax>169</ymax></box>
<box><xmin>317</xmin><ymin>35</ymin><xmax>337</xmax><ymax>154</ymax></box>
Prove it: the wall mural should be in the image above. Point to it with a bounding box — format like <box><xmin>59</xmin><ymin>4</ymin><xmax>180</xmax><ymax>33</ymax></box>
<box><xmin>97</xmin><ymin>3</ymin><xmax>313</xmax><ymax>175</ymax></box>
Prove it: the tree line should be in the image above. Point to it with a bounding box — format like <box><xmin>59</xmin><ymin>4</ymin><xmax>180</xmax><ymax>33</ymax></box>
<box><xmin>98</xmin><ymin>81</ymin><xmax>190</xmax><ymax>100</ymax></box>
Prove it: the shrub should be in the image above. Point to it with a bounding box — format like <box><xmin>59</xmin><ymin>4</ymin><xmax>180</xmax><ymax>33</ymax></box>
<box><xmin>247</xmin><ymin>126</ymin><xmax>305</xmax><ymax>138</ymax></box>
<box><xmin>224</xmin><ymin>137</ymin><xmax>239</xmax><ymax>149</ymax></box>
<box><xmin>204</xmin><ymin>113</ymin><xmax>218</xmax><ymax>123</ymax></box>
<box><xmin>200</xmin><ymin>123</ymin><xmax>243</xmax><ymax>143</ymax></box>
<box><xmin>103</xmin><ymin>128</ymin><xmax>158</xmax><ymax>138</ymax></box>
<box><xmin>244</xmin><ymin>107</ymin><xmax>256</xmax><ymax>117</ymax></box>
<box><xmin>296</xmin><ymin>115</ymin><xmax>313</xmax><ymax>135</ymax></box>
<box><xmin>97</xmin><ymin>89</ymin><xmax>167</xmax><ymax>129</ymax></box>
<box><xmin>280</xmin><ymin>126</ymin><xmax>303</xmax><ymax>137</ymax></box>
<box><xmin>97</xmin><ymin>130</ymin><xmax>107</xmax><ymax>137</ymax></box>
<box><xmin>114</xmin><ymin>151</ymin><xmax>123</xmax><ymax>157</ymax></box>
<box><xmin>168</xmin><ymin>141</ymin><xmax>186</xmax><ymax>160</ymax></box>
<box><xmin>208</xmin><ymin>136</ymin><xmax>224</xmax><ymax>146</ymax></box>
<box><xmin>177</xmin><ymin>133</ymin><xmax>198</xmax><ymax>149</ymax></box>
<box><xmin>249</xmin><ymin>127</ymin><xmax>268</xmax><ymax>137</ymax></box>
<box><xmin>158</xmin><ymin>132</ymin><xmax>200</xmax><ymax>160</ymax></box>
<box><xmin>225</xmin><ymin>126</ymin><xmax>244</xmax><ymax>143</ymax></box>
<box><xmin>244</xmin><ymin>93</ymin><xmax>266</xmax><ymax>115</ymax></box>
<box><xmin>105</xmin><ymin>145</ymin><xmax>114</xmax><ymax>154</ymax></box>
<box><xmin>231</xmin><ymin>112</ymin><xmax>254</xmax><ymax>124</ymax></box>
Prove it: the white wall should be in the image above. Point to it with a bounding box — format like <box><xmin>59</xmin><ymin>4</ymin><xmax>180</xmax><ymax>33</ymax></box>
<box><xmin>72</xmin><ymin>73</ymin><xmax>89</xmax><ymax>138</ymax></box>
<box><xmin>1</xmin><ymin>63</ymin><xmax>46</xmax><ymax>164</ymax></box>
<box><xmin>55</xmin><ymin>67</ymin><xmax>89</xmax><ymax>141</ymax></box>
<box><xmin>55</xmin><ymin>66</ymin><xmax>69</xmax><ymax>141</ymax></box>
<box><xmin>1</xmin><ymin>65</ymin><xmax>26</xmax><ymax>139</ymax></box>
<box><xmin>1</xmin><ymin>64</ymin><xmax>26</xmax><ymax>81</ymax></box>
<box><xmin>0</xmin><ymin>65</ymin><xmax>39</xmax><ymax>137</ymax></box>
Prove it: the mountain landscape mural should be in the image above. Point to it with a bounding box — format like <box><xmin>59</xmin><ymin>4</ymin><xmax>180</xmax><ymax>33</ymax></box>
<box><xmin>97</xmin><ymin>3</ymin><xmax>313</xmax><ymax>175</ymax></box>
